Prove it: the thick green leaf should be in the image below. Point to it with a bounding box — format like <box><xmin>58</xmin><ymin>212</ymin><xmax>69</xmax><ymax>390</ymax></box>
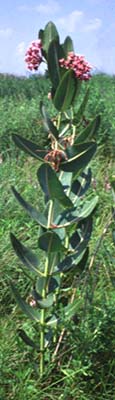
<box><xmin>38</xmin><ymin>29</ymin><xmax>47</xmax><ymax>59</ymax></box>
<box><xmin>53</xmin><ymin>69</ymin><xmax>76</xmax><ymax>111</ymax></box>
<box><xmin>38</xmin><ymin>231</ymin><xmax>65</xmax><ymax>253</ymax></box>
<box><xmin>36</xmin><ymin>276</ymin><xmax>59</xmax><ymax>295</ymax></box>
<box><xmin>71</xmin><ymin>79</ymin><xmax>82</xmax><ymax>105</ymax></box>
<box><xmin>38</xmin><ymin>29</ymin><xmax>44</xmax><ymax>41</ymax></box>
<box><xmin>63</xmin><ymin>300</ymin><xmax>77</xmax><ymax>320</ymax></box>
<box><xmin>60</xmin><ymin>142</ymin><xmax>97</xmax><ymax>173</ymax></box>
<box><xmin>10</xmin><ymin>282</ymin><xmax>40</xmax><ymax>321</ymax></box>
<box><xmin>10</xmin><ymin>233</ymin><xmax>40</xmax><ymax>275</ymax></box>
<box><xmin>33</xmin><ymin>290</ymin><xmax>54</xmax><ymax>308</ymax></box>
<box><xmin>48</xmin><ymin>40</ymin><xmax>63</xmax><ymax>89</ymax></box>
<box><xmin>40</xmin><ymin>102</ymin><xmax>59</xmax><ymax>139</ymax></box>
<box><xmin>36</xmin><ymin>277</ymin><xmax>46</xmax><ymax>296</ymax></box>
<box><xmin>78</xmin><ymin>196</ymin><xmax>98</xmax><ymax>219</ymax></box>
<box><xmin>112</xmin><ymin>207</ymin><xmax>115</xmax><ymax>223</ymax></box>
<box><xmin>63</xmin><ymin>36</ymin><xmax>74</xmax><ymax>57</ymax></box>
<box><xmin>74</xmin><ymin>87</ymin><xmax>90</xmax><ymax>122</ymax></box>
<box><xmin>60</xmin><ymin>171</ymin><xmax>72</xmax><ymax>189</ymax></box>
<box><xmin>45</xmin><ymin>329</ymin><xmax>53</xmax><ymax>347</ymax></box>
<box><xmin>111</xmin><ymin>180</ymin><xmax>115</xmax><ymax>203</ymax></box>
<box><xmin>37</xmin><ymin>163</ymin><xmax>73</xmax><ymax>208</ymax></box>
<box><xmin>75</xmin><ymin>115</ymin><xmax>101</xmax><ymax>144</ymax></box>
<box><xmin>48</xmin><ymin>251</ymin><xmax>60</xmax><ymax>275</ymax></box>
<box><xmin>70</xmin><ymin>217</ymin><xmax>92</xmax><ymax>254</ymax></box>
<box><xmin>70</xmin><ymin>216</ymin><xmax>92</xmax><ymax>246</ymax></box>
<box><xmin>54</xmin><ymin>196</ymin><xmax>98</xmax><ymax>228</ymax></box>
<box><xmin>46</xmin><ymin>314</ymin><xmax>58</xmax><ymax>327</ymax></box>
<box><xmin>12</xmin><ymin>134</ymin><xmax>46</xmax><ymax>160</ymax></box>
<box><xmin>112</xmin><ymin>230</ymin><xmax>115</xmax><ymax>245</ymax></box>
<box><xmin>57</xmin><ymin>247</ymin><xmax>87</xmax><ymax>272</ymax></box>
<box><xmin>48</xmin><ymin>276</ymin><xmax>60</xmax><ymax>292</ymax></box>
<box><xmin>18</xmin><ymin>329</ymin><xmax>39</xmax><ymax>350</ymax></box>
<box><xmin>71</xmin><ymin>168</ymin><xmax>92</xmax><ymax>197</ymax></box>
<box><xmin>11</xmin><ymin>186</ymin><xmax>47</xmax><ymax>228</ymax></box>
<box><xmin>43</xmin><ymin>21</ymin><xmax>59</xmax><ymax>54</ymax></box>
<box><xmin>74</xmin><ymin>246</ymin><xmax>89</xmax><ymax>272</ymax></box>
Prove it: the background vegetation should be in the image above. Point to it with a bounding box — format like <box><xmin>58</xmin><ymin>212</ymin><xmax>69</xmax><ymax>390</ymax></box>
<box><xmin>0</xmin><ymin>72</ymin><xmax>115</xmax><ymax>399</ymax></box>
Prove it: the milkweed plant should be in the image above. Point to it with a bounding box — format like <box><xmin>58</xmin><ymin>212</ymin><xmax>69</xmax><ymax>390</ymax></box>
<box><xmin>10</xmin><ymin>21</ymin><xmax>101</xmax><ymax>377</ymax></box>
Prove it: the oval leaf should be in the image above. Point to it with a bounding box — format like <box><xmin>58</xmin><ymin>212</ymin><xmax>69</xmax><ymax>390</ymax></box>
<box><xmin>47</xmin><ymin>40</ymin><xmax>62</xmax><ymax>89</ymax></box>
<box><xmin>37</xmin><ymin>163</ymin><xmax>72</xmax><ymax>208</ymax></box>
<box><xmin>75</xmin><ymin>115</ymin><xmax>101</xmax><ymax>144</ymax></box>
<box><xmin>43</xmin><ymin>21</ymin><xmax>59</xmax><ymax>54</ymax></box>
<box><xmin>74</xmin><ymin>87</ymin><xmax>90</xmax><ymax>122</ymax></box>
<box><xmin>12</xmin><ymin>134</ymin><xmax>46</xmax><ymax>160</ymax></box>
<box><xmin>71</xmin><ymin>168</ymin><xmax>92</xmax><ymax>197</ymax></box>
<box><xmin>57</xmin><ymin>247</ymin><xmax>87</xmax><ymax>272</ymax></box>
<box><xmin>18</xmin><ymin>329</ymin><xmax>39</xmax><ymax>350</ymax></box>
<box><xmin>10</xmin><ymin>282</ymin><xmax>40</xmax><ymax>321</ymax></box>
<box><xmin>63</xmin><ymin>36</ymin><xmax>74</xmax><ymax>57</ymax></box>
<box><xmin>11</xmin><ymin>186</ymin><xmax>47</xmax><ymax>228</ymax></box>
<box><xmin>54</xmin><ymin>196</ymin><xmax>98</xmax><ymax>228</ymax></box>
<box><xmin>40</xmin><ymin>101</ymin><xmax>59</xmax><ymax>139</ymax></box>
<box><xmin>38</xmin><ymin>231</ymin><xmax>65</xmax><ymax>253</ymax></box>
<box><xmin>33</xmin><ymin>290</ymin><xmax>54</xmax><ymax>309</ymax></box>
<box><xmin>10</xmin><ymin>233</ymin><xmax>40</xmax><ymax>275</ymax></box>
<box><xmin>60</xmin><ymin>142</ymin><xmax>97</xmax><ymax>173</ymax></box>
<box><xmin>53</xmin><ymin>69</ymin><xmax>76</xmax><ymax>111</ymax></box>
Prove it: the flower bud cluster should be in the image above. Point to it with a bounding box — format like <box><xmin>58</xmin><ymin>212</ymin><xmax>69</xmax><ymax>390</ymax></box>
<box><xmin>25</xmin><ymin>40</ymin><xmax>43</xmax><ymax>71</ymax></box>
<box><xmin>59</xmin><ymin>52</ymin><xmax>92</xmax><ymax>80</ymax></box>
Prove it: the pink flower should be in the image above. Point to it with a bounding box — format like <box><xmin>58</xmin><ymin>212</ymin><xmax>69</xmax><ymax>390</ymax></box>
<box><xmin>25</xmin><ymin>39</ymin><xmax>43</xmax><ymax>71</ymax></box>
<box><xmin>59</xmin><ymin>52</ymin><xmax>92</xmax><ymax>80</ymax></box>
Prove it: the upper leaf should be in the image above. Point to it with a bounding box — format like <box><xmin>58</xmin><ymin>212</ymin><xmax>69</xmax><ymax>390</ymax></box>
<box><xmin>43</xmin><ymin>21</ymin><xmax>59</xmax><ymax>54</ymax></box>
<box><xmin>74</xmin><ymin>115</ymin><xmax>101</xmax><ymax>144</ymax></box>
<box><xmin>53</xmin><ymin>69</ymin><xmax>77</xmax><ymax>111</ymax></box>
<box><xmin>40</xmin><ymin>102</ymin><xmax>59</xmax><ymax>140</ymax></box>
<box><xmin>63</xmin><ymin>36</ymin><xmax>74</xmax><ymax>57</ymax></box>
<box><xmin>74</xmin><ymin>87</ymin><xmax>90</xmax><ymax>122</ymax></box>
<box><xmin>47</xmin><ymin>40</ymin><xmax>64</xmax><ymax>89</ymax></box>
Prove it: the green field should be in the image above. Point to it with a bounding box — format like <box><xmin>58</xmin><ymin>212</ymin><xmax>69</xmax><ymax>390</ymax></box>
<box><xmin>0</xmin><ymin>73</ymin><xmax>115</xmax><ymax>400</ymax></box>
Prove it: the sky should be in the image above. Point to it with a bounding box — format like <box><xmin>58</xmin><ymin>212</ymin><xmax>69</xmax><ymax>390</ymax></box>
<box><xmin>0</xmin><ymin>0</ymin><xmax>115</xmax><ymax>76</ymax></box>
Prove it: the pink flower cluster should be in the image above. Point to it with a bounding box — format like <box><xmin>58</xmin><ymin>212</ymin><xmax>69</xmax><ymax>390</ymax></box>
<box><xmin>59</xmin><ymin>52</ymin><xmax>92</xmax><ymax>80</ymax></box>
<box><xmin>25</xmin><ymin>40</ymin><xmax>43</xmax><ymax>71</ymax></box>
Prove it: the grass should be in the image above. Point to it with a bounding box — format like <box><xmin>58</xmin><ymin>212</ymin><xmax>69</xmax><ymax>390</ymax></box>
<box><xmin>0</xmin><ymin>73</ymin><xmax>115</xmax><ymax>399</ymax></box>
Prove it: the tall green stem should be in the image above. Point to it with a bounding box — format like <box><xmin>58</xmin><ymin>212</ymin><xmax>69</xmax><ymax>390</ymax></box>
<box><xmin>40</xmin><ymin>254</ymin><xmax>49</xmax><ymax>377</ymax></box>
<box><xmin>39</xmin><ymin>200</ymin><xmax>53</xmax><ymax>377</ymax></box>
<box><xmin>57</xmin><ymin>112</ymin><xmax>62</xmax><ymax>130</ymax></box>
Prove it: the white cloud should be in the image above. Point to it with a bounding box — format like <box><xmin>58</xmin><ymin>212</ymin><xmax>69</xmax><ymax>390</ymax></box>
<box><xmin>0</xmin><ymin>28</ymin><xmax>13</xmax><ymax>37</ymax></box>
<box><xmin>57</xmin><ymin>10</ymin><xmax>83</xmax><ymax>33</ymax></box>
<box><xmin>16</xmin><ymin>42</ymin><xmax>25</xmax><ymax>56</ymax></box>
<box><xmin>57</xmin><ymin>12</ymin><xmax>102</xmax><ymax>35</ymax></box>
<box><xmin>35</xmin><ymin>0</ymin><xmax>60</xmax><ymax>14</ymax></box>
<box><xmin>83</xmin><ymin>18</ymin><xmax>102</xmax><ymax>32</ymax></box>
<box><xmin>19</xmin><ymin>1</ymin><xmax>60</xmax><ymax>15</ymax></box>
